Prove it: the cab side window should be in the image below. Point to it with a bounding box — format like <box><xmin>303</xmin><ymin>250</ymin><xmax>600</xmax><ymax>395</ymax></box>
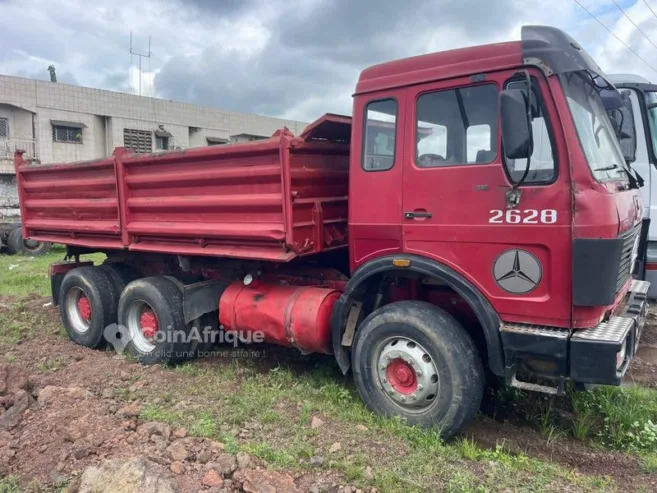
<box><xmin>416</xmin><ymin>84</ymin><xmax>498</xmax><ymax>167</ymax></box>
<box><xmin>504</xmin><ymin>79</ymin><xmax>556</xmax><ymax>183</ymax></box>
<box><xmin>362</xmin><ymin>99</ymin><xmax>397</xmax><ymax>171</ymax></box>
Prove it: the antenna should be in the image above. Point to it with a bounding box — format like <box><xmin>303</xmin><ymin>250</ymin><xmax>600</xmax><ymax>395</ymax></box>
<box><xmin>130</xmin><ymin>31</ymin><xmax>151</xmax><ymax>96</ymax></box>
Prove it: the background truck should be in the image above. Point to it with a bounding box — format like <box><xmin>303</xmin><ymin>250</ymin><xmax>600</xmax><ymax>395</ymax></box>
<box><xmin>12</xmin><ymin>26</ymin><xmax>649</xmax><ymax>438</ymax></box>
<box><xmin>608</xmin><ymin>74</ymin><xmax>657</xmax><ymax>298</ymax></box>
<box><xmin>1</xmin><ymin>177</ymin><xmax>51</xmax><ymax>255</ymax></box>
<box><xmin>0</xmin><ymin>218</ymin><xmax>51</xmax><ymax>256</ymax></box>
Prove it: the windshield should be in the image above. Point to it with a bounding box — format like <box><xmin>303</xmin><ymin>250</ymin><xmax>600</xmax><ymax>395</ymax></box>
<box><xmin>560</xmin><ymin>72</ymin><xmax>629</xmax><ymax>182</ymax></box>
<box><xmin>645</xmin><ymin>91</ymin><xmax>657</xmax><ymax>158</ymax></box>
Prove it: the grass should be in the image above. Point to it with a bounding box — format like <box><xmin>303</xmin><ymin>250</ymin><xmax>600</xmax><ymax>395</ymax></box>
<box><xmin>0</xmin><ymin>246</ymin><xmax>105</xmax><ymax>297</ymax></box>
<box><xmin>131</xmin><ymin>358</ymin><xmax>614</xmax><ymax>492</ymax></box>
<box><xmin>0</xmin><ymin>477</ymin><xmax>21</xmax><ymax>493</ymax></box>
<box><xmin>0</xmin><ymin>300</ymin><xmax>53</xmax><ymax>344</ymax></box>
<box><xmin>572</xmin><ymin>385</ymin><xmax>657</xmax><ymax>452</ymax></box>
<box><xmin>2</xmin><ymin>245</ymin><xmax>657</xmax><ymax>491</ymax></box>
<box><xmin>489</xmin><ymin>382</ymin><xmax>657</xmax><ymax>455</ymax></box>
<box><xmin>0</xmin><ymin>476</ymin><xmax>60</xmax><ymax>493</ymax></box>
<box><xmin>36</xmin><ymin>357</ymin><xmax>66</xmax><ymax>373</ymax></box>
<box><xmin>641</xmin><ymin>453</ymin><xmax>657</xmax><ymax>473</ymax></box>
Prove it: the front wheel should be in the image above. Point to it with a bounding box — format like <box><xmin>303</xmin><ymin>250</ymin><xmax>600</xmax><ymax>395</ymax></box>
<box><xmin>351</xmin><ymin>301</ymin><xmax>484</xmax><ymax>439</ymax></box>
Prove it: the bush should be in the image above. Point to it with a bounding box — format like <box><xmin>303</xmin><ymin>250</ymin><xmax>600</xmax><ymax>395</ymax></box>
<box><xmin>571</xmin><ymin>386</ymin><xmax>657</xmax><ymax>452</ymax></box>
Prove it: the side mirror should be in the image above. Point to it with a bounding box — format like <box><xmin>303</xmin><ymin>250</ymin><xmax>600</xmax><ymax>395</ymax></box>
<box><xmin>500</xmin><ymin>89</ymin><xmax>533</xmax><ymax>160</ymax></box>
<box><xmin>608</xmin><ymin>90</ymin><xmax>636</xmax><ymax>164</ymax></box>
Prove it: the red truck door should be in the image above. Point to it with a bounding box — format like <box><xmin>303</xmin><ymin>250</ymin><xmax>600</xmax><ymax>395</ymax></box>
<box><xmin>349</xmin><ymin>91</ymin><xmax>407</xmax><ymax>267</ymax></box>
<box><xmin>401</xmin><ymin>71</ymin><xmax>573</xmax><ymax>328</ymax></box>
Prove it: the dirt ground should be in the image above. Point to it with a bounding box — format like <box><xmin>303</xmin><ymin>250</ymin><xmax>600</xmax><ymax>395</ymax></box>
<box><xmin>626</xmin><ymin>311</ymin><xmax>657</xmax><ymax>387</ymax></box>
<box><xmin>1</xmin><ymin>294</ymin><xmax>656</xmax><ymax>492</ymax></box>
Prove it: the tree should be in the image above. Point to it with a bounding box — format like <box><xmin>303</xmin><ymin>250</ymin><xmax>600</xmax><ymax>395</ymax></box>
<box><xmin>47</xmin><ymin>65</ymin><xmax>57</xmax><ymax>83</ymax></box>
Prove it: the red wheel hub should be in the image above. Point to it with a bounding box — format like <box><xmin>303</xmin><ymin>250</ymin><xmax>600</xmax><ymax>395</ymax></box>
<box><xmin>139</xmin><ymin>309</ymin><xmax>158</xmax><ymax>339</ymax></box>
<box><xmin>77</xmin><ymin>296</ymin><xmax>92</xmax><ymax>321</ymax></box>
<box><xmin>386</xmin><ymin>358</ymin><xmax>418</xmax><ymax>394</ymax></box>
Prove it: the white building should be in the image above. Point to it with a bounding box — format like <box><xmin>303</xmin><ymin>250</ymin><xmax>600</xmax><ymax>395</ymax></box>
<box><xmin>0</xmin><ymin>74</ymin><xmax>308</xmax><ymax>216</ymax></box>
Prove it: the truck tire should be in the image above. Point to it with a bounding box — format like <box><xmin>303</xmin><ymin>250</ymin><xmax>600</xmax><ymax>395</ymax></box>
<box><xmin>351</xmin><ymin>300</ymin><xmax>484</xmax><ymax>439</ymax></box>
<box><xmin>118</xmin><ymin>277</ymin><xmax>191</xmax><ymax>365</ymax></box>
<box><xmin>59</xmin><ymin>266</ymin><xmax>120</xmax><ymax>349</ymax></box>
<box><xmin>7</xmin><ymin>228</ymin><xmax>51</xmax><ymax>256</ymax></box>
<box><xmin>5</xmin><ymin>229</ymin><xmax>22</xmax><ymax>255</ymax></box>
<box><xmin>98</xmin><ymin>263</ymin><xmax>138</xmax><ymax>296</ymax></box>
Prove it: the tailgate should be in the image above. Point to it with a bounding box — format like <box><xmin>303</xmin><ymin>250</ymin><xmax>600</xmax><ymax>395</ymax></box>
<box><xmin>15</xmin><ymin>153</ymin><xmax>122</xmax><ymax>249</ymax></box>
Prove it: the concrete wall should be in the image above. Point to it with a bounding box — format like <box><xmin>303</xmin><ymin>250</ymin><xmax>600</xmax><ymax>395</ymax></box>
<box><xmin>230</xmin><ymin>134</ymin><xmax>267</xmax><ymax>144</ymax></box>
<box><xmin>0</xmin><ymin>175</ymin><xmax>19</xmax><ymax>218</ymax></box>
<box><xmin>36</xmin><ymin>108</ymin><xmax>106</xmax><ymax>163</ymax></box>
<box><xmin>0</xmin><ymin>74</ymin><xmax>308</xmax><ymax>170</ymax></box>
<box><xmin>0</xmin><ymin>74</ymin><xmax>310</xmax><ymax>221</ymax></box>
<box><xmin>0</xmin><ymin>104</ymin><xmax>33</xmax><ymax>140</ymax></box>
<box><xmin>188</xmin><ymin>127</ymin><xmax>230</xmax><ymax>147</ymax></box>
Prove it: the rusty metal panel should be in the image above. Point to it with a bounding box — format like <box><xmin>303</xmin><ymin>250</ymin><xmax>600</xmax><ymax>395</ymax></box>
<box><xmin>13</xmin><ymin>115</ymin><xmax>351</xmax><ymax>262</ymax></box>
<box><xmin>121</xmin><ymin>139</ymin><xmax>290</xmax><ymax>260</ymax></box>
<box><xmin>288</xmin><ymin>141</ymin><xmax>349</xmax><ymax>255</ymax></box>
<box><xmin>15</xmin><ymin>153</ymin><xmax>122</xmax><ymax>247</ymax></box>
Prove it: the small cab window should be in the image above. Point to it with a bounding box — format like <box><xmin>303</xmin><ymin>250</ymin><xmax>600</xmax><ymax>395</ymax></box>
<box><xmin>504</xmin><ymin>79</ymin><xmax>556</xmax><ymax>183</ymax></box>
<box><xmin>362</xmin><ymin>99</ymin><xmax>397</xmax><ymax>171</ymax></box>
<box><xmin>416</xmin><ymin>84</ymin><xmax>498</xmax><ymax>167</ymax></box>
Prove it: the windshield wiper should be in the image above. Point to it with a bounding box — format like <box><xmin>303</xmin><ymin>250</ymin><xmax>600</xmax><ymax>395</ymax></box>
<box><xmin>598</xmin><ymin>164</ymin><xmax>641</xmax><ymax>189</ymax></box>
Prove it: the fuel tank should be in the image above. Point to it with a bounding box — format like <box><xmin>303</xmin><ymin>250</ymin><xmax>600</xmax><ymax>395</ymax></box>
<box><xmin>218</xmin><ymin>282</ymin><xmax>340</xmax><ymax>354</ymax></box>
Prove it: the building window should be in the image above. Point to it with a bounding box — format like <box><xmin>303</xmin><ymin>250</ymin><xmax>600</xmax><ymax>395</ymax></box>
<box><xmin>155</xmin><ymin>135</ymin><xmax>169</xmax><ymax>150</ymax></box>
<box><xmin>124</xmin><ymin>129</ymin><xmax>152</xmax><ymax>153</ymax></box>
<box><xmin>0</xmin><ymin>118</ymin><xmax>8</xmax><ymax>138</ymax></box>
<box><xmin>206</xmin><ymin>136</ymin><xmax>229</xmax><ymax>146</ymax></box>
<box><xmin>52</xmin><ymin>125</ymin><xmax>83</xmax><ymax>144</ymax></box>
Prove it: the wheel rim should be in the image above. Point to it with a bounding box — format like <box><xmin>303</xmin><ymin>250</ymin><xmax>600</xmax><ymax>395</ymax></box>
<box><xmin>65</xmin><ymin>287</ymin><xmax>92</xmax><ymax>334</ymax></box>
<box><xmin>376</xmin><ymin>336</ymin><xmax>440</xmax><ymax>411</ymax></box>
<box><xmin>126</xmin><ymin>301</ymin><xmax>159</xmax><ymax>353</ymax></box>
<box><xmin>22</xmin><ymin>239</ymin><xmax>40</xmax><ymax>250</ymax></box>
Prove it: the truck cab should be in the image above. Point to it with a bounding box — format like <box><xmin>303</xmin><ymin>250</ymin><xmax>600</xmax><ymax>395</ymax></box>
<box><xmin>341</xmin><ymin>25</ymin><xmax>648</xmax><ymax>396</ymax></box>
<box><xmin>607</xmin><ymin>74</ymin><xmax>657</xmax><ymax>297</ymax></box>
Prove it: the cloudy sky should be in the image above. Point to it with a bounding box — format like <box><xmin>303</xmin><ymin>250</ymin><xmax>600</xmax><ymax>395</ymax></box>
<box><xmin>1</xmin><ymin>0</ymin><xmax>657</xmax><ymax>122</ymax></box>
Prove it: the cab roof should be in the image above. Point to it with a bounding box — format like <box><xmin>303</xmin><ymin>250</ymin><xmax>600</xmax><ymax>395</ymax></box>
<box><xmin>355</xmin><ymin>26</ymin><xmax>611</xmax><ymax>96</ymax></box>
<box><xmin>355</xmin><ymin>41</ymin><xmax>522</xmax><ymax>95</ymax></box>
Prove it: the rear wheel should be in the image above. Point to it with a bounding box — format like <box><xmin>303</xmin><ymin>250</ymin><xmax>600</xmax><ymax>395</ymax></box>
<box><xmin>59</xmin><ymin>267</ymin><xmax>119</xmax><ymax>348</ymax></box>
<box><xmin>118</xmin><ymin>277</ymin><xmax>190</xmax><ymax>365</ymax></box>
<box><xmin>7</xmin><ymin>228</ymin><xmax>50</xmax><ymax>256</ymax></box>
<box><xmin>351</xmin><ymin>300</ymin><xmax>484</xmax><ymax>439</ymax></box>
<box><xmin>98</xmin><ymin>263</ymin><xmax>138</xmax><ymax>295</ymax></box>
<box><xmin>6</xmin><ymin>229</ymin><xmax>22</xmax><ymax>255</ymax></box>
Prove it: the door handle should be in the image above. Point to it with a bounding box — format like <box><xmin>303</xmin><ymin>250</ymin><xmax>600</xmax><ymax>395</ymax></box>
<box><xmin>404</xmin><ymin>211</ymin><xmax>432</xmax><ymax>219</ymax></box>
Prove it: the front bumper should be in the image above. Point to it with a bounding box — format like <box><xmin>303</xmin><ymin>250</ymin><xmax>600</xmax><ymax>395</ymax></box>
<box><xmin>570</xmin><ymin>279</ymin><xmax>649</xmax><ymax>384</ymax></box>
<box><xmin>500</xmin><ymin>279</ymin><xmax>649</xmax><ymax>388</ymax></box>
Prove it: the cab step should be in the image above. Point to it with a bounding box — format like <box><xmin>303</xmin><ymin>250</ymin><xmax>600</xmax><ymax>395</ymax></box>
<box><xmin>510</xmin><ymin>375</ymin><xmax>560</xmax><ymax>395</ymax></box>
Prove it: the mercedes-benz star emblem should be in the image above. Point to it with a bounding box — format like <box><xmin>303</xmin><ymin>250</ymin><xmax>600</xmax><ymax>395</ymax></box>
<box><xmin>493</xmin><ymin>250</ymin><xmax>542</xmax><ymax>294</ymax></box>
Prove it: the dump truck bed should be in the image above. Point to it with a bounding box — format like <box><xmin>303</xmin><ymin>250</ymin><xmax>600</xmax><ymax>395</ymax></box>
<box><xmin>14</xmin><ymin>115</ymin><xmax>350</xmax><ymax>261</ymax></box>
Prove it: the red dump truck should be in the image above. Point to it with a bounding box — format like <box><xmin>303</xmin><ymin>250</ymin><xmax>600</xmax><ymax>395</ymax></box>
<box><xmin>13</xmin><ymin>26</ymin><xmax>650</xmax><ymax>438</ymax></box>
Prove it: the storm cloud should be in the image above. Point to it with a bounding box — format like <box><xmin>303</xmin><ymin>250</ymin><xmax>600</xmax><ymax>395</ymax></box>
<box><xmin>2</xmin><ymin>0</ymin><xmax>657</xmax><ymax>122</ymax></box>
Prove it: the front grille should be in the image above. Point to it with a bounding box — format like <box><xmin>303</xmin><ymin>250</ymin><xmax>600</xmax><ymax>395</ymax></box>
<box><xmin>616</xmin><ymin>223</ymin><xmax>641</xmax><ymax>293</ymax></box>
